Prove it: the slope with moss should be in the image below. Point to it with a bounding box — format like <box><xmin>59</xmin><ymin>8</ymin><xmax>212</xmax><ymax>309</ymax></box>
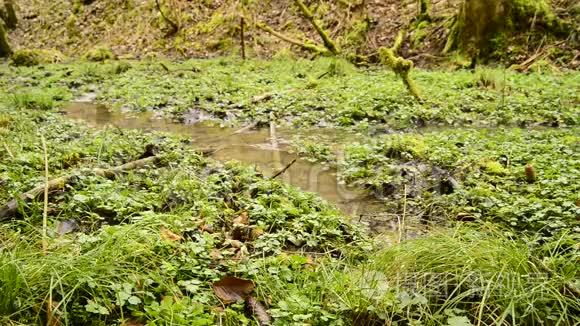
<box><xmin>5</xmin><ymin>0</ymin><xmax>579</xmax><ymax>67</ymax></box>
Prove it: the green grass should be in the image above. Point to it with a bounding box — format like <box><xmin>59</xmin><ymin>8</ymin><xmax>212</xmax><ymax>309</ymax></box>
<box><xmin>255</xmin><ymin>225</ymin><xmax>580</xmax><ymax>325</ymax></box>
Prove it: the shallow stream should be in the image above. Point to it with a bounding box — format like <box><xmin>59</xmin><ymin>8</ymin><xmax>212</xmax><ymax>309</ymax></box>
<box><xmin>62</xmin><ymin>102</ymin><xmax>388</xmax><ymax>221</ymax></box>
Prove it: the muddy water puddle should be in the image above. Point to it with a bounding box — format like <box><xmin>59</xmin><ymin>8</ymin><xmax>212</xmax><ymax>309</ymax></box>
<box><xmin>62</xmin><ymin>102</ymin><xmax>387</xmax><ymax>219</ymax></box>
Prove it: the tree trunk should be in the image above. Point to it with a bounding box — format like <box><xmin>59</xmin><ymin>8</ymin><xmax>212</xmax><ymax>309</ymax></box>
<box><xmin>417</xmin><ymin>0</ymin><xmax>430</xmax><ymax>22</ymax></box>
<box><xmin>240</xmin><ymin>16</ymin><xmax>246</xmax><ymax>60</ymax></box>
<box><xmin>0</xmin><ymin>21</ymin><xmax>12</xmax><ymax>57</ymax></box>
<box><xmin>3</xmin><ymin>0</ymin><xmax>17</xmax><ymax>29</ymax></box>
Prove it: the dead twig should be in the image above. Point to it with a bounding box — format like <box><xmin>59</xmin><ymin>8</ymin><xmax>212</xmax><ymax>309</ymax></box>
<box><xmin>270</xmin><ymin>159</ymin><xmax>297</xmax><ymax>180</ymax></box>
<box><xmin>232</xmin><ymin>121</ymin><xmax>259</xmax><ymax>135</ymax></box>
<box><xmin>41</xmin><ymin>136</ymin><xmax>49</xmax><ymax>254</ymax></box>
<box><xmin>2</xmin><ymin>142</ymin><xmax>14</xmax><ymax>159</ymax></box>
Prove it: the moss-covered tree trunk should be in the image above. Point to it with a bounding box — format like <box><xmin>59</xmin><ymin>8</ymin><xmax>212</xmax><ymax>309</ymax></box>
<box><xmin>444</xmin><ymin>0</ymin><xmax>565</xmax><ymax>58</ymax></box>
<box><xmin>3</xmin><ymin>0</ymin><xmax>17</xmax><ymax>29</ymax></box>
<box><xmin>0</xmin><ymin>21</ymin><xmax>12</xmax><ymax>57</ymax></box>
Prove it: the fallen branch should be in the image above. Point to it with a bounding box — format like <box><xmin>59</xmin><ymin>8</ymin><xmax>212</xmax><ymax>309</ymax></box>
<box><xmin>257</xmin><ymin>23</ymin><xmax>330</xmax><ymax>55</ymax></box>
<box><xmin>379</xmin><ymin>47</ymin><xmax>422</xmax><ymax>102</ymax></box>
<box><xmin>294</xmin><ymin>0</ymin><xmax>340</xmax><ymax>55</ymax></box>
<box><xmin>0</xmin><ymin>156</ymin><xmax>162</xmax><ymax>220</ymax></box>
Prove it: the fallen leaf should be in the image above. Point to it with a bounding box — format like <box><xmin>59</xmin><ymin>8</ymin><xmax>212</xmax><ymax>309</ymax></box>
<box><xmin>224</xmin><ymin>239</ymin><xmax>244</xmax><ymax>248</ymax></box>
<box><xmin>246</xmin><ymin>296</ymin><xmax>272</xmax><ymax>325</ymax></box>
<box><xmin>56</xmin><ymin>219</ymin><xmax>79</xmax><ymax>236</ymax></box>
<box><xmin>233</xmin><ymin>211</ymin><xmax>249</xmax><ymax>225</ymax></box>
<box><xmin>160</xmin><ymin>227</ymin><xmax>182</xmax><ymax>242</ymax></box>
<box><xmin>233</xmin><ymin>246</ymin><xmax>249</xmax><ymax>261</ymax></box>
<box><xmin>212</xmin><ymin>277</ymin><xmax>255</xmax><ymax>304</ymax></box>
<box><xmin>210</xmin><ymin>249</ymin><xmax>223</xmax><ymax>261</ymax></box>
<box><xmin>199</xmin><ymin>223</ymin><xmax>214</xmax><ymax>233</ymax></box>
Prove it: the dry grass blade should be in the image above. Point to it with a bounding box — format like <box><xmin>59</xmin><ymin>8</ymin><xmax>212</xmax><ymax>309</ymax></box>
<box><xmin>41</xmin><ymin>135</ymin><xmax>49</xmax><ymax>254</ymax></box>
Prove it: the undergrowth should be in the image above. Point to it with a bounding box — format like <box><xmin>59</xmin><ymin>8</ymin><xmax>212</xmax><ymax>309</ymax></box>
<box><xmin>0</xmin><ymin>58</ymin><xmax>578</xmax><ymax>325</ymax></box>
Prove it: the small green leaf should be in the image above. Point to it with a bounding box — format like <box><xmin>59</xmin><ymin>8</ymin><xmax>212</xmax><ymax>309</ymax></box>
<box><xmin>128</xmin><ymin>295</ymin><xmax>141</xmax><ymax>305</ymax></box>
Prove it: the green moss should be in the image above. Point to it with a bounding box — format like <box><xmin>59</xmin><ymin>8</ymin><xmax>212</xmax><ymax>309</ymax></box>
<box><xmin>111</xmin><ymin>61</ymin><xmax>132</xmax><ymax>74</ymax></box>
<box><xmin>84</xmin><ymin>47</ymin><xmax>115</xmax><ymax>62</ymax></box>
<box><xmin>324</xmin><ymin>58</ymin><xmax>354</xmax><ymax>77</ymax></box>
<box><xmin>481</xmin><ymin>160</ymin><xmax>508</xmax><ymax>175</ymax></box>
<box><xmin>379</xmin><ymin>47</ymin><xmax>421</xmax><ymax>100</ymax></box>
<box><xmin>10</xmin><ymin>49</ymin><xmax>65</xmax><ymax>67</ymax></box>
<box><xmin>194</xmin><ymin>12</ymin><xmax>227</xmax><ymax>34</ymax></box>
<box><xmin>0</xmin><ymin>114</ymin><xmax>11</xmax><ymax>128</ymax></box>
<box><xmin>446</xmin><ymin>0</ymin><xmax>566</xmax><ymax>58</ymax></box>
<box><xmin>411</xmin><ymin>21</ymin><xmax>430</xmax><ymax>48</ymax></box>
<box><xmin>343</xmin><ymin>19</ymin><xmax>369</xmax><ymax>48</ymax></box>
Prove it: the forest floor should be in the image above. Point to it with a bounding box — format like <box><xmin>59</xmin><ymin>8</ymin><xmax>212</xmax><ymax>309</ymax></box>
<box><xmin>9</xmin><ymin>0</ymin><xmax>580</xmax><ymax>68</ymax></box>
<box><xmin>0</xmin><ymin>58</ymin><xmax>579</xmax><ymax>325</ymax></box>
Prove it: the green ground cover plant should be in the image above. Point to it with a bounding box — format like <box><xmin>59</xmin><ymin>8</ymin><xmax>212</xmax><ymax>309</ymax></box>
<box><xmin>0</xmin><ymin>58</ymin><xmax>577</xmax><ymax>131</ymax></box>
<box><xmin>0</xmin><ymin>57</ymin><xmax>578</xmax><ymax>325</ymax></box>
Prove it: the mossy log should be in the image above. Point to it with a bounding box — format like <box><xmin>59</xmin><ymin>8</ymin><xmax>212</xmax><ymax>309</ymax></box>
<box><xmin>3</xmin><ymin>0</ymin><xmax>17</xmax><ymax>29</ymax></box>
<box><xmin>0</xmin><ymin>156</ymin><xmax>162</xmax><ymax>220</ymax></box>
<box><xmin>0</xmin><ymin>21</ymin><xmax>11</xmax><ymax>57</ymax></box>
<box><xmin>257</xmin><ymin>23</ymin><xmax>330</xmax><ymax>55</ymax></box>
<box><xmin>294</xmin><ymin>0</ymin><xmax>340</xmax><ymax>55</ymax></box>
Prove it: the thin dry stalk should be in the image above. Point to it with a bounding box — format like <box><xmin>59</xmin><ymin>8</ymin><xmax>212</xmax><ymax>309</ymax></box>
<box><xmin>398</xmin><ymin>185</ymin><xmax>407</xmax><ymax>243</ymax></box>
<box><xmin>2</xmin><ymin>142</ymin><xmax>14</xmax><ymax>158</ymax></box>
<box><xmin>41</xmin><ymin>135</ymin><xmax>49</xmax><ymax>254</ymax></box>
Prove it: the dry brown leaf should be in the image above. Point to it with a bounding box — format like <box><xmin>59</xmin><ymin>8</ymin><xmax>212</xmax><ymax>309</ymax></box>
<box><xmin>160</xmin><ymin>227</ymin><xmax>182</xmax><ymax>242</ymax></box>
<box><xmin>212</xmin><ymin>276</ymin><xmax>255</xmax><ymax>304</ymax></box>
<box><xmin>233</xmin><ymin>246</ymin><xmax>249</xmax><ymax>261</ymax></box>
<box><xmin>199</xmin><ymin>223</ymin><xmax>214</xmax><ymax>233</ymax></box>
<box><xmin>233</xmin><ymin>211</ymin><xmax>249</xmax><ymax>225</ymax></box>
<box><xmin>246</xmin><ymin>296</ymin><xmax>272</xmax><ymax>325</ymax></box>
<box><xmin>224</xmin><ymin>239</ymin><xmax>244</xmax><ymax>248</ymax></box>
<box><xmin>210</xmin><ymin>249</ymin><xmax>223</xmax><ymax>261</ymax></box>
